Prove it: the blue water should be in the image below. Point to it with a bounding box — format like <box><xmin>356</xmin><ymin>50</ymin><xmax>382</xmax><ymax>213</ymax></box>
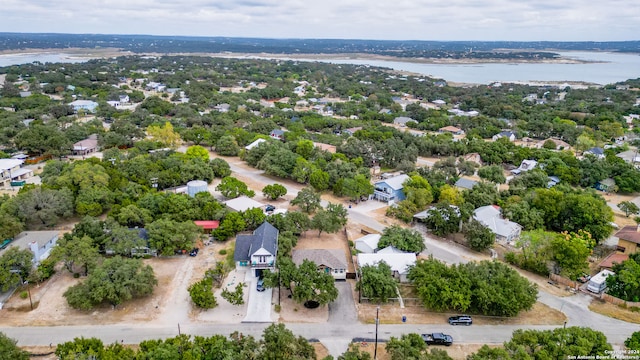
<box><xmin>1</xmin><ymin>51</ymin><xmax>639</xmax><ymax>85</ymax></box>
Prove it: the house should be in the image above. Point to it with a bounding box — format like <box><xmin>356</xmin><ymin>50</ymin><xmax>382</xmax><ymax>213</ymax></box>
<box><xmin>214</xmin><ymin>103</ymin><xmax>231</xmax><ymax>113</ymax></box>
<box><xmin>584</xmin><ymin>147</ymin><xmax>605</xmax><ymax>159</ymax></box>
<box><xmin>68</xmin><ymin>100</ymin><xmax>99</xmax><ymax>113</ymax></box>
<box><xmin>511</xmin><ymin>159</ymin><xmax>538</xmax><ymax>175</ymax></box>
<box><xmin>292</xmin><ymin>249</ymin><xmax>348</xmax><ymax>280</ymax></box>
<box><xmin>5</xmin><ymin>231</ymin><xmax>59</xmax><ymax>265</ymax></box>
<box><xmin>354</xmin><ymin>234</ymin><xmax>381</xmax><ymax>253</ymax></box>
<box><xmin>463</xmin><ymin>153</ymin><xmax>483</xmax><ymax>166</ymax></box>
<box><xmin>596</xmin><ymin>178</ymin><xmax>616</xmax><ymax>192</ymax></box>
<box><xmin>245</xmin><ymin>138</ymin><xmax>267</xmax><ymax>151</ymax></box>
<box><xmin>72</xmin><ymin>134</ymin><xmax>99</xmax><ymax>156</ymax></box>
<box><xmin>343</xmin><ymin>127</ymin><xmax>363</xmax><ymax>136</ymax></box>
<box><xmin>19</xmin><ymin>91</ymin><xmax>32</xmax><ymax>98</ymax></box>
<box><xmin>0</xmin><ymin>158</ymin><xmax>33</xmax><ymax>188</ymax></box>
<box><xmin>119</xmin><ymin>95</ymin><xmax>130</xmax><ymax>103</ymax></box>
<box><xmin>393</xmin><ymin>117</ymin><xmax>416</xmax><ymax>127</ymax></box>
<box><xmin>376</xmin><ymin>246</ymin><xmax>407</xmax><ymax>254</ymax></box>
<box><xmin>373</xmin><ymin>174</ymin><xmax>410</xmax><ymax>203</ymax></box>
<box><xmin>598</xmin><ymin>253</ymin><xmax>629</xmax><ymax>271</ymax></box>
<box><xmin>536</xmin><ymin>138</ymin><xmax>571</xmax><ymax>150</ymax></box>
<box><xmin>357</xmin><ymin>253</ymin><xmax>417</xmax><ymax>282</ymax></box>
<box><xmin>106</xmin><ymin>100</ymin><xmax>121</xmax><ymax>108</ymax></box>
<box><xmin>473</xmin><ymin>205</ymin><xmax>522</xmax><ymax>244</ymax></box>
<box><xmin>492</xmin><ymin>131</ymin><xmax>516</xmax><ymax>142</ymax></box>
<box><xmin>433</xmin><ymin>99</ymin><xmax>446</xmax><ymax>106</ymax></box>
<box><xmin>194</xmin><ymin>220</ymin><xmax>220</xmax><ymax>234</ymax></box>
<box><xmin>413</xmin><ymin>204</ymin><xmax>460</xmax><ymax>223</ymax></box>
<box><xmin>454</xmin><ymin>178</ymin><xmax>478</xmax><ymax>190</ymax></box>
<box><xmin>547</xmin><ymin>176</ymin><xmax>561</xmax><ymax>188</ymax></box>
<box><xmin>439</xmin><ymin>126</ymin><xmax>464</xmax><ymax>135</ymax></box>
<box><xmin>613</xmin><ymin>225</ymin><xmax>640</xmax><ymax>254</ymax></box>
<box><xmin>224</xmin><ymin>196</ymin><xmax>265</xmax><ymax>212</ymax></box>
<box><xmin>616</xmin><ymin>150</ymin><xmax>640</xmax><ymax>165</ymax></box>
<box><xmin>269</xmin><ymin>129</ymin><xmax>286</xmax><ymax>141</ymax></box>
<box><xmin>234</xmin><ymin>222</ymin><xmax>278</xmax><ymax>276</ymax></box>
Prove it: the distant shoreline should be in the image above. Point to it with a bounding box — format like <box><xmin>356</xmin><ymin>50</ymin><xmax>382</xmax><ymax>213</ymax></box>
<box><xmin>0</xmin><ymin>47</ymin><xmax>600</xmax><ymax>65</ymax></box>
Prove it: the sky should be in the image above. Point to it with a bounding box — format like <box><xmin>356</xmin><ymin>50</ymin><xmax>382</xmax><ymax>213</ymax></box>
<box><xmin>1</xmin><ymin>0</ymin><xmax>638</xmax><ymax>41</ymax></box>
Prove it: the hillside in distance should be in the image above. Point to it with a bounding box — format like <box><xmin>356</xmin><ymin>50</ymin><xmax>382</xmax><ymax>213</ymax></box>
<box><xmin>1</xmin><ymin>33</ymin><xmax>639</xmax><ymax>60</ymax></box>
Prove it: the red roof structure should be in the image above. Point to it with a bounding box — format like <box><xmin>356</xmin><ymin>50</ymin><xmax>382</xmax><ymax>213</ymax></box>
<box><xmin>194</xmin><ymin>220</ymin><xmax>220</xmax><ymax>230</ymax></box>
<box><xmin>598</xmin><ymin>253</ymin><xmax>629</xmax><ymax>270</ymax></box>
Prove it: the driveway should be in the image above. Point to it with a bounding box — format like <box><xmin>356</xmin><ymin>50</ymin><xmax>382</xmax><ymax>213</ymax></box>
<box><xmin>242</xmin><ymin>272</ymin><xmax>275</xmax><ymax>323</ymax></box>
<box><xmin>328</xmin><ymin>281</ymin><xmax>357</xmax><ymax>324</ymax></box>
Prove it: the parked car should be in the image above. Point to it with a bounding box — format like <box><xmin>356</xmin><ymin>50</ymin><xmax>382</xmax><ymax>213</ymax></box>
<box><xmin>265</xmin><ymin>205</ymin><xmax>276</xmax><ymax>212</ymax></box>
<box><xmin>421</xmin><ymin>333</ymin><xmax>453</xmax><ymax>346</ymax></box>
<box><xmin>189</xmin><ymin>248</ymin><xmax>199</xmax><ymax>257</ymax></box>
<box><xmin>448</xmin><ymin>315</ymin><xmax>473</xmax><ymax>326</ymax></box>
<box><xmin>256</xmin><ymin>279</ymin><xmax>265</xmax><ymax>292</ymax></box>
<box><xmin>577</xmin><ymin>273</ymin><xmax>591</xmax><ymax>283</ymax></box>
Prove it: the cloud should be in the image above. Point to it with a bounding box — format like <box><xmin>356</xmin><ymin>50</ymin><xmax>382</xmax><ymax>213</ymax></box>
<box><xmin>0</xmin><ymin>0</ymin><xmax>638</xmax><ymax>41</ymax></box>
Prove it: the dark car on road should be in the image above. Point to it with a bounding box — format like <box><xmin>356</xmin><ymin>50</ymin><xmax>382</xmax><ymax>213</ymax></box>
<box><xmin>448</xmin><ymin>315</ymin><xmax>472</xmax><ymax>325</ymax></box>
<box><xmin>189</xmin><ymin>248</ymin><xmax>199</xmax><ymax>256</ymax></box>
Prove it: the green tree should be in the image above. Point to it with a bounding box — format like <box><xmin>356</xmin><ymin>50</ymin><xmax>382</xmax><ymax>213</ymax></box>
<box><xmin>221</xmin><ymin>282</ymin><xmax>245</xmax><ymax>305</ymax></box>
<box><xmin>188</xmin><ymin>277</ymin><xmax>217</xmax><ymax>309</ymax></box>
<box><xmin>309</xmin><ymin>170</ymin><xmax>330</xmax><ymax>191</ymax></box>
<box><xmin>214</xmin><ymin>212</ymin><xmax>247</xmax><ymax>240</ymax></box>
<box><xmin>216</xmin><ymin>176</ymin><xmax>255</xmax><ymax>199</ymax></box>
<box><xmin>51</xmin><ymin>235</ymin><xmax>99</xmax><ymax>276</ymax></box>
<box><xmin>216</xmin><ymin>135</ymin><xmax>240</xmax><ymax>156</ymax></box>
<box><xmin>385</xmin><ymin>333</ymin><xmax>428</xmax><ymax>360</ymax></box>
<box><xmin>311</xmin><ymin>203</ymin><xmax>348</xmax><ymax>236</ymax></box>
<box><xmin>503</xmin><ymin>327</ymin><xmax>612</xmax><ymax>359</ymax></box>
<box><xmin>210</xmin><ymin>158</ymin><xmax>232</xmax><ymax>178</ymax></box>
<box><xmin>477</xmin><ymin>165</ymin><xmax>506</xmax><ymax>184</ymax></box>
<box><xmin>260</xmin><ymin>323</ymin><xmax>317</xmax><ymax>360</ymax></box>
<box><xmin>0</xmin><ymin>247</ymin><xmax>33</xmax><ymax>292</ymax></box>
<box><xmin>63</xmin><ymin>256</ymin><xmax>157</xmax><ymax>309</ymax></box>
<box><xmin>146</xmin><ymin>219</ymin><xmax>200</xmax><ymax>255</ymax></box>
<box><xmin>0</xmin><ymin>332</ymin><xmax>29</xmax><ymax>360</ymax></box>
<box><xmin>423</xmin><ymin>203</ymin><xmax>461</xmax><ymax>237</ymax></box>
<box><xmin>291</xmin><ymin>187</ymin><xmax>321</xmax><ymax>213</ymax></box>
<box><xmin>243</xmin><ymin>207</ymin><xmax>267</xmax><ymax>230</ymax></box>
<box><xmin>378</xmin><ymin>225</ymin><xmax>426</xmax><ymax>253</ymax></box>
<box><xmin>359</xmin><ymin>261</ymin><xmax>397</xmax><ymax>303</ymax></box>
<box><xmin>463</xmin><ymin>219</ymin><xmax>496</xmax><ymax>251</ymax></box>
<box><xmin>551</xmin><ymin>231</ymin><xmax>592</xmax><ymax>278</ymax></box>
<box><xmin>338</xmin><ymin>343</ymin><xmax>372</xmax><ymax>360</ymax></box>
<box><xmin>618</xmin><ymin>201</ymin><xmax>640</xmax><ymax>217</ymax></box>
<box><xmin>262</xmin><ymin>184</ymin><xmax>287</xmax><ymax>200</ymax></box>
<box><xmin>0</xmin><ymin>212</ymin><xmax>23</xmax><ymax>242</ymax></box>
<box><xmin>438</xmin><ymin>185</ymin><xmax>463</xmax><ymax>205</ymax></box>
<box><xmin>606</xmin><ymin>255</ymin><xmax>640</xmax><ymax>302</ymax></box>
<box><xmin>625</xmin><ymin>331</ymin><xmax>640</xmax><ymax>351</ymax></box>
<box><xmin>8</xmin><ymin>187</ymin><xmax>74</xmax><ymax>227</ymax></box>
<box><xmin>185</xmin><ymin>145</ymin><xmax>210</xmax><ymax>162</ymax></box>
<box><xmin>283</xmin><ymin>259</ymin><xmax>338</xmax><ymax>307</ymax></box>
<box><xmin>55</xmin><ymin>337</ymin><xmax>105</xmax><ymax>360</ymax></box>
<box><xmin>146</xmin><ymin>121</ymin><xmax>181</xmax><ymax>148</ymax></box>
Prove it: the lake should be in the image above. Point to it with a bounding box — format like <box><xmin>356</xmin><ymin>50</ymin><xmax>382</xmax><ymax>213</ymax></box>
<box><xmin>1</xmin><ymin>50</ymin><xmax>639</xmax><ymax>85</ymax></box>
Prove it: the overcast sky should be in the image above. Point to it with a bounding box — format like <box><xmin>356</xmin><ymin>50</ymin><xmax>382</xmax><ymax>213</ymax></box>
<box><xmin>1</xmin><ymin>0</ymin><xmax>637</xmax><ymax>41</ymax></box>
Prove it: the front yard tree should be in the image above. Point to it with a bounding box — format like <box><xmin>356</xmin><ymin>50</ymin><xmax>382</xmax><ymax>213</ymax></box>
<box><xmin>216</xmin><ymin>176</ymin><xmax>255</xmax><ymax>199</ymax></box>
<box><xmin>502</xmin><ymin>327</ymin><xmax>612</xmax><ymax>359</ymax></box>
<box><xmin>477</xmin><ymin>165</ymin><xmax>507</xmax><ymax>184</ymax></box>
<box><xmin>262</xmin><ymin>184</ymin><xmax>287</xmax><ymax>200</ymax></box>
<box><xmin>291</xmin><ymin>187</ymin><xmax>321</xmax><ymax>213</ymax></box>
<box><xmin>311</xmin><ymin>203</ymin><xmax>347</xmax><ymax>236</ymax></box>
<box><xmin>188</xmin><ymin>278</ymin><xmax>217</xmax><ymax>309</ymax></box>
<box><xmin>215</xmin><ymin>135</ymin><xmax>240</xmax><ymax>156</ymax></box>
<box><xmin>463</xmin><ymin>219</ymin><xmax>496</xmax><ymax>251</ymax></box>
<box><xmin>618</xmin><ymin>201</ymin><xmax>640</xmax><ymax>217</ymax></box>
<box><xmin>64</xmin><ymin>256</ymin><xmax>157</xmax><ymax>310</ymax></box>
<box><xmin>0</xmin><ymin>332</ymin><xmax>29</xmax><ymax>360</ymax></box>
<box><xmin>625</xmin><ymin>331</ymin><xmax>640</xmax><ymax>351</ymax></box>
<box><xmin>209</xmin><ymin>158</ymin><xmax>232</xmax><ymax>178</ymax></box>
<box><xmin>261</xmin><ymin>323</ymin><xmax>316</xmax><ymax>360</ymax></box>
<box><xmin>221</xmin><ymin>282</ymin><xmax>245</xmax><ymax>305</ymax></box>
<box><xmin>359</xmin><ymin>261</ymin><xmax>397</xmax><ymax>303</ymax></box>
<box><xmin>213</xmin><ymin>212</ymin><xmax>247</xmax><ymax>240</ymax></box>
<box><xmin>289</xmin><ymin>259</ymin><xmax>338</xmax><ymax>307</ymax></box>
<box><xmin>385</xmin><ymin>333</ymin><xmax>428</xmax><ymax>360</ymax></box>
<box><xmin>184</xmin><ymin>145</ymin><xmax>209</xmax><ymax>162</ymax></box>
<box><xmin>338</xmin><ymin>343</ymin><xmax>372</xmax><ymax>360</ymax></box>
<box><xmin>423</xmin><ymin>202</ymin><xmax>461</xmax><ymax>237</ymax></box>
<box><xmin>9</xmin><ymin>187</ymin><xmax>74</xmax><ymax>227</ymax></box>
<box><xmin>51</xmin><ymin>235</ymin><xmax>99</xmax><ymax>276</ymax></box>
<box><xmin>378</xmin><ymin>225</ymin><xmax>426</xmax><ymax>254</ymax></box>
<box><xmin>606</xmin><ymin>254</ymin><xmax>640</xmax><ymax>302</ymax></box>
<box><xmin>551</xmin><ymin>231</ymin><xmax>591</xmax><ymax>279</ymax></box>
<box><xmin>0</xmin><ymin>247</ymin><xmax>34</xmax><ymax>292</ymax></box>
<box><xmin>147</xmin><ymin>219</ymin><xmax>200</xmax><ymax>255</ymax></box>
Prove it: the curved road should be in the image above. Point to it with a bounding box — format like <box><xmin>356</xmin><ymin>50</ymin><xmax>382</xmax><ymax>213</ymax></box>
<box><xmin>2</xmin><ymin>153</ymin><xmax>637</xmax><ymax>356</ymax></box>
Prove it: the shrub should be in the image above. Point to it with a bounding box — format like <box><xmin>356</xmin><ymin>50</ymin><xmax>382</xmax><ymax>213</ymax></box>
<box><xmin>19</xmin><ymin>291</ymin><xmax>28</xmax><ymax>299</ymax></box>
<box><xmin>219</xmin><ymin>249</ymin><xmax>227</xmax><ymax>255</ymax></box>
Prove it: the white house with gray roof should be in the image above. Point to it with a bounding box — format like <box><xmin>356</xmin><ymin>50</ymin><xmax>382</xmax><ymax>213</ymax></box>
<box><xmin>5</xmin><ymin>231</ymin><xmax>60</xmax><ymax>265</ymax></box>
<box><xmin>357</xmin><ymin>253</ymin><xmax>417</xmax><ymax>282</ymax></box>
<box><xmin>292</xmin><ymin>249</ymin><xmax>348</xmax><ymax>280</ymax></box>
<box><xmin>473</xmin><ymin>205</ymin><xmax>522</xmax><ymax>244</ymax></box>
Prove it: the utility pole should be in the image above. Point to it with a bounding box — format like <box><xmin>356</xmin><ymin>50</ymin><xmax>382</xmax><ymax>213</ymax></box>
<box><xmin>374</xmin><ymin>306</ymin><xmax>380</xmax><ymax>359</ymax></box>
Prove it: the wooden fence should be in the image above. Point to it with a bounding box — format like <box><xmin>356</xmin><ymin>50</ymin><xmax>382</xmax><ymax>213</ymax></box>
<box><xmin>600</xmin><ymin>293</ymin><xmax>640</xmax><ymax>308</ymax></box>
<box><xmin>551</xmin><ymin>274</ymin><xmax>640</xmax><ymax>308</ymax></box>
<box><xmin>549</xmin><ymin>273</ymin><xmax>579</xmax><ymax>289</ymax></box>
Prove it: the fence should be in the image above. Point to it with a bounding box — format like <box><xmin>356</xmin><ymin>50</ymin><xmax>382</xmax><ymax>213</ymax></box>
<box><xmin>551</xmin><ymin>274</ymin><xmax>640</xmax><ymax>308</ymax></box>
<box><xmin>600</xmin><ymin>293</ymin><xmax>640</xmax><ymax>308</ymax></box>
<box><xmin>549</xmin><ymin>273</ymin><xmax>579</xmax><ymax>289</ymax></box>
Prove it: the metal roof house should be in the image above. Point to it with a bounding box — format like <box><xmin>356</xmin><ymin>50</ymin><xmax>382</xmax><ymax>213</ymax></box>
<box><xmin>5</xmin><ymin>231</ymin><xmax>59</xmax><ymax>265</ymax></box>
<box><xmin>373</xmin><ymin>174</ymin><xmax>410</xmax><ymax>203</ymax></box>
<box><xmin>354</xmin><ymin>233</ymin><xmax>381</xmax><ymax>253</ymax></box>
<box><xmin>473</xmin><ymin>205</ymin><xmax>522</xmax><ymax>244</ymax></box>
<box><xmin>234</xmin><ymin>222</ymin><xmax>278</xmax><ymax>277</ymax></box>
<box><xmin>357</xmin><ymin>253</ymin><xmax>417</xmax><ymax>282</ymax></box>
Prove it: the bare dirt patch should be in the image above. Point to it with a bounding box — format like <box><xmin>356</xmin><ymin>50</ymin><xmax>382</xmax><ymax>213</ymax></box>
<box><xmin>588</xmin><ymin>300</ymin><xmax>640</xmax><ymax>324</ymax></box>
